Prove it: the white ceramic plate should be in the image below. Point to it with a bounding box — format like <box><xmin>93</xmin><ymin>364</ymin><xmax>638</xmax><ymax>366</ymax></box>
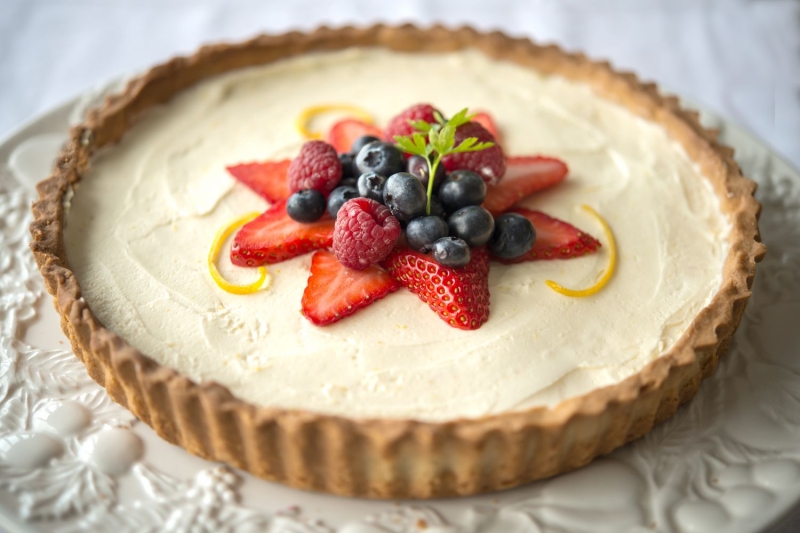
<box><xmin>1</xmin><ymin>87</ymin><xmax>799</xmax><ymax>533</ymax></box>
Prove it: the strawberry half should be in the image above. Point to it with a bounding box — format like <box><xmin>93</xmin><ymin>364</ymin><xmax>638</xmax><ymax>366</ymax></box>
<box><xmin>382</xmin><ymin>247</ymin><xmax>490</xmax><ymax>330</ymax></box>
<box><xmin>301</xmin><ymin>250</ymin><xmax>400</xmax><ymax>326</ymax></box>
<box><xmin>495</xmin><ymin>208</ymin><xmax>601</xmax><ymax>263</ymax></box>
<box><xmin>327</xmin><ymin>119</ymin><xmax>382</xmax><ymax>154</ymax></box>
<box><xmin>230</xmin><ymin>200</ymin><xmax>334</xmax><ymax>266</ymax></box>
<box><xmin>483</xmin><ymin>156</ymin><xmax>568</xmax><ymax>216</ymax></box>
<box><xmin>471</xmin><ymin>111</ymin><xmax>501</xmax><ymax>143</ymax></box>
<box><xmin>226</xmin><ymin>160</ymin><xmax>291</xmax><ymax>203</ymax></box>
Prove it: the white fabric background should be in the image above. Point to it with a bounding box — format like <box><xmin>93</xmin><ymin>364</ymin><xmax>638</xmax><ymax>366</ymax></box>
<box><xmin>0</xmin><ymin>0</ymin><xmax>798</xmax><ymax>531</ymax></box>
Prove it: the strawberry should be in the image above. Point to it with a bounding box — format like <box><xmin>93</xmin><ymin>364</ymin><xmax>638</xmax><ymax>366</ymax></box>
<box><xmin>471</xmin><ymin>111</ymin><xmax>500</xmax><ymax>142</ymax></box>
<box><xmin>495</xmin><ymin>208</ymin><xmax>601</xmax><ymax>263</ymax></box>
<box><xmin>226</xmin><ymin>160</ymin><xmax>291</xmax><ymax>203</ymax></box>
<box><xmin>230</xmin><ymin>200</ymin><xmax>334</xmax><ymax>266</ymax></box>
<box><xmin>482</xmin><ymin>156</ymin><xmax>568</xmax><ymax>216</ymax></box>
<box><xmin>301</xmin><ymin>251</ymin><xmax>400</xmax><ymax>326</ymax></box>
<box><xmin>327</xmin><ymin>119</ymin><xmax>382</xmax><ymax>154</ymax></box>
<box><xmin>382</xmin><ymin>247</ymin><xmax>490</xmax><ymax>330</ymax></box>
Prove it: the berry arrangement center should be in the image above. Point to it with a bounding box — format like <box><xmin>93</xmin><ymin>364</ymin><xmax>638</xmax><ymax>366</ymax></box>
<box><xmin>213</xmin><ymin>104</ymin><xmax>613</xmax><ymax>330</ymax></box>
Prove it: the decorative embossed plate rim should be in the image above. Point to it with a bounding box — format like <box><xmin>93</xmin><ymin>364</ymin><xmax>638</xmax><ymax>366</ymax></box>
<box><xmin>1</xmin><ymin>87</ymin><xmax>799</xmax><ymax>533</ymax></box>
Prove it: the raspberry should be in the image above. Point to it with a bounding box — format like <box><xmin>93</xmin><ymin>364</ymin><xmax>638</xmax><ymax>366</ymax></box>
<box><xmin>287</xmin><ymin>140</ymin><xmax>342</xmax><ymax>194</ymax></box>
<box><xmin>383</xmin><ymin>103</ymin><xmax>440</xmax><ymax>141</ymax></box>
<box><xmin>333</xmin><ymin>198</ymin><xmax>401</xmax><ymax>270</ymax></box>
<box><xmin>441</xmin><ymin>121</ymin><xmax>506</xmax><ymax>185</ymax></box>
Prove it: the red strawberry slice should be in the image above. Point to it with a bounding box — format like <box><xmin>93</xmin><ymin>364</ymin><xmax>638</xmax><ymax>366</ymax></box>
<box><xmin>495</xmin><ymin>208</ymin><xmax>601</xmax><ymax>263</ymax></box>
<box><xmin>327</xmin><ymin>119</ymin><xmax>382</xmax><ymax>154</ymax></box>
<box><xmin>471</xmin><ymin>111</ymin><xmax>501</xmax><ymax>143</ymax></box>
<box><xmin>482</xmin><ymin>156</ymin><xmax>568</xmax><ymax>216</ymax></box>
<box><xmin>230</xmin><ymin>200</ymin><xmax>334</xmax><ymax>266</ymax></box>
<box><xmin>226</xmin><ymin>160</ymin><xmax>291</xmax><ymax>203</ymax></box>
<box><xmin>382</xmin><ymin>247</ymin><xmax>490</xmax><ymax>330</ymax></box>
<box><xmin>301</xmin><ymin>250</ymin><xmax>400</xmax><ymax>326</ymax></box>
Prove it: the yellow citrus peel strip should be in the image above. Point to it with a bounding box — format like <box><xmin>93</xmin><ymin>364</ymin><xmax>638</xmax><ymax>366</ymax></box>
<box><xmin>208</xmin><ymin>212</ymin><xmax>269</xmax><ymax>295</ymax></box>
<box><xmin>295</xmin><ymin>104</ymin><xmax>374</xmax><ymax>140</ymax></box>
<box><xmin>545</xmin><ymin>204</ymin><xmax>616</xmax><ymax>297</ymax></box>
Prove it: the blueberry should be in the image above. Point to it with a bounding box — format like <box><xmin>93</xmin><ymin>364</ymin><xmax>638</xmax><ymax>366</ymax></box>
<box><xmin>339</xmin><ymin>177</ymin><xmax>358</xmax><ymax>188</ymax></box>
<box><xmin>432</xmin><ymin>237</ymin><xmax>471</xmax><ymax>268</ymax></box>
<box><xmin>488</xmin><ymin>213</ymin><xmax>536</xmax><ymax>259</ymax></box>
<box><xmin>383</xmin><ymin>172</ymin><xmax>428</xmax><ymax>222</ymax></box>
<box><xmin>406</xmin><ymin>216</ymin><xmax>449</xmax><ymax>253</ymax></box>
<box><xmin>407</xmin><ymin>155</ymin><xmax>445</xmax><ymax>192</ymax></box>
<box><xmin>286</xmin><ymin>189</ymin><xmax>326</xmax><ymax>222</ymax></box>
<box><xmin>351</xmin><ymin>135</ymin><xmax>382</xmax><ymax>155</ymax></box>
<box><xmin>357</xmin><ymin>172</ymin><xmax>387</xmax><ymax>203</ymax></box>
<box><xmin>338</xmin><ymin>153</ymin><xmax>356</xmax><ymax>179</ymax></box>
<box><xmin>437</xmin><ymin>170</ymin><xmax>487</xmax><ymax>213</ymax></box>
<box><xmin>355</xmin><ymin>141</ymin><xmax>406</xmax><ymax>177</ymax></box>
<box><xmin>428</xmin><ymin>195</ymin><xmax>446</xmax><ymax>219</ymax></box>
<box><xmin>327</xmin><ymin>186</ymin><xmax>359</xmax><ymax>218</ymax></box>
<box><xmin>448</xmin><ymin>206</ymin><xmax>495</xmax><ymax>247</ymax></box>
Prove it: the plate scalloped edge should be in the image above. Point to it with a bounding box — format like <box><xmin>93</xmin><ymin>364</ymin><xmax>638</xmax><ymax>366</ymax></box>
<box><xmin>1</xmin><ymin>89</ymin><xmax>800</xmax><ymax>533</ymax></box>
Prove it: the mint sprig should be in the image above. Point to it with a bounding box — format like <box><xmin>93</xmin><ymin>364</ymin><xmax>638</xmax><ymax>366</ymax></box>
<box><xmin>394</xmin><ymin>108</ymin><xmax>494</xmax><ymax>215</ymax></box>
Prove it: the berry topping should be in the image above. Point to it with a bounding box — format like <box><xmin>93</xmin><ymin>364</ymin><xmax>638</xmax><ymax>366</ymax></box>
<box><xmin>230</xmin><ymin>200</ymin><xmax>334</xmax><ymax>266</ymax></box>
<box><xmin>487</xmin><ymin>213</ymin><xmax>536</xmax><ymax>259</ymax></box>
<box><xmin>382</xmin><ymin>247</ymin><xmax>490</xmax><ymax>330</ymax></box>
<box><xmin>355</xmin><ymin>141</ymin><xmax>406</xmax><ymax>177</ymax></box>
<box><xmin>407</xmin><ymin>155</ymin><xmax>445</xmax><ymax>191</ymax></box>
<box><xmin>483</xmin><ymin>156</ymin><xmax>568</xmax><ymax>216</ymax></box>
<box><xmin>495</xmin><ymin>208</ymin><xmax>601</xmax><ymax>263</ymax></box>
<box><xmin>441</xmin><ymin>121</ymin><xmax>506</xmax><ymax>185</ymax></box>
<box><xmin>327</xmin><ymin>119</ymin><xmax>382</xmax><ymax>154</ymax></box>
<box><xmin>338</xmin><ymin>153</ymin><xmax>357</xmax><ymax>180</ymax></box>
<box><xmin>286</xmin><ymin>189</ymin><xmax>327</xmax><ymax>222</ymax></box>
<box><xmin>471</xmin><ymin>111</ymin><xmax>500</xmax><ymax>141</ymax></box>
<box><xmin>301</xmin><ymin>250</ymin><xmax>400</xmax><ymax>326</ymax></box>
<box><xmin>405</xmin><ymin>216</ymin><xmax>448</xmax><ymax>253</ymax></box>
<box><xmin>428</xmin><ymin>195</ymin><xmax>447</xmax><ymax>219</ymax></box>
<box><xmin>287</xmin><ymin>140</ymin><xmax>342</xmax><ymax>194</ymax></box>
<box><xmin>357</xmin><ymin>172</ymin><xmax>387</xmax><ymax>203</ymax></box>
<box><xmin>333</xmin><ymin>198</ymin><xmax>402</xmax><ymax>270</ymax></box>
<box><xmin>351</xmin><ymin>134</ymin><xmax>382</xmax><ymax>156</ymax></box>
<box><xmin>384</xmin><ymin>103</ymin><xmax>440</xmax><ymax>142</ymax></box>
<box><xmin>382</xmin><ymin>172</ymin><xmax>428</xmax><ymax>222</ymax></box>
<box><xmin>226</xmin><ymin>160</ymin><xmax>291</xmax><ymax>203</ymax></box>
<box><xmin>447</xmin><ymin>205</ymin><xmax>495</xmax><ymax>247</ymax></box>
<box><xmin>432</xmin><ymin>236</ymin><xmax>471</xmax><ymax>268</ymax></box>
<box><xmin>327</xmin><ymin>185</ymin><xmax>359</xmax><ymax>218</ymax></box>
<box><xmin>437</xmin><ymin>169</ymin><xmax>487</xmax><ymax>213</ymax></box>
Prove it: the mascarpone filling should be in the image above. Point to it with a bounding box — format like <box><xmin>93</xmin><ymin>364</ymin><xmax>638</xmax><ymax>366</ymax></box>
<box><xmin>64</xmin><ymin>49</ymin><xmax>730</xmax><ymax>421</ymax></box>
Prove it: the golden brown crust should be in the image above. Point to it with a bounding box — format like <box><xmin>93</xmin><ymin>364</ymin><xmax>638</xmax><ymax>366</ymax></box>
<box><xmin>29</xmin><ymin>25</ymin><xmax>765</xmax><ymax>498</ymax></box>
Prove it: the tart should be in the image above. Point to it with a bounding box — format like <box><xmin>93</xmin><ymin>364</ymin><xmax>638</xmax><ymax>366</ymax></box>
<box><xmin>29</xmin><ymin>25</ymin><xmax>765</xmax><ymax>498</ymax></box>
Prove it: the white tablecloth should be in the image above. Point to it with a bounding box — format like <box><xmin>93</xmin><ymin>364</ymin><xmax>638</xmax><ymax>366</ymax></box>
<box><xmin>1</xmin><ymin>1</ymin><xmax>798</xmax><ymax>531</ymax></box>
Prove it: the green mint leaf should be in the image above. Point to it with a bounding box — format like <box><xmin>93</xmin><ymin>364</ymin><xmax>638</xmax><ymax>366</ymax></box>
<box><xmin>439</xmin><ymin>124</ymin><xmax>456</xmax><ymax>154</ymax></box>
<box><xmin>449</xmin><ymin>138</ymin><xmax>495</xmax><ymax>154</ymax></box>
<box><xmin>412</xmin><ymin>132</ymin><xmax>429</xmax><ymax>154</ymax></box>
<box><xmin>394</xmin><ymin>135</ymin><xmax>425</xmax><ymax>157</ymax></box>
<box><xmin>409</xmin><ymin>119</ymin><xmax>432</xmax><ymax>132</ymax></box>
<box><xmin>447</xmin><ymin>108</ymin><xmax>474</xmax><ymax>129</ymax></box>
<box><xmin>433</xmin><ymin>110</ymin><xmax>446</xmax><ymax>125</ymax></box>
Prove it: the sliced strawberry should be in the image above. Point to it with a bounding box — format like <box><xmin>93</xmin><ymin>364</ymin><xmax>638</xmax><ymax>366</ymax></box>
<box><xmin>301</xmin><ymin>251</ymin><xmax>400</xmax><ymax>325</ymax></box>
<box><xmin>471</xmin><ymin>111</ymin><xmax>501</xmax><ymax>143</ymax></box>
<box><xmin>327</xmin><ymin>119</ymin><xmax>382</xmax><ymax>154</ymax></box>
<box><xmin>230</xmin><ymin>200</ymin><xmax>334</xmax><ymax>266</ymax></box>
<box><xmin>483</xmin><ymin>156</ymin><xmax>568</xmax><ymax>216</ymax></box>
<box><xmin>226</xmin><ymin>160</ymin><xmax>291</xmax><ymax>203</ymax></box>
<box><xmin>382</xmin><ymin>247</ymin><xmax>490</xmax><ymax>330</ymax></box>
<box><xmin>495</xmin><ymin>208</ymin><xmax>601</xmax><ymax>263</ymax></box>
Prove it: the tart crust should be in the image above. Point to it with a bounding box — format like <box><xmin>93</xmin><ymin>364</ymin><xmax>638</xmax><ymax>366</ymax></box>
<box><xmin>29</xmin><ymin>25</ymin><xmax>765</xmax><ymax>498</ymax></box>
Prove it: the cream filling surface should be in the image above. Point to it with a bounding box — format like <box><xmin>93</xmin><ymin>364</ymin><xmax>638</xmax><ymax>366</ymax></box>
<box><xmin>64</xmin><ymin>49</ymin><xmax>730</xmax><ymax>421</ymax></box>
